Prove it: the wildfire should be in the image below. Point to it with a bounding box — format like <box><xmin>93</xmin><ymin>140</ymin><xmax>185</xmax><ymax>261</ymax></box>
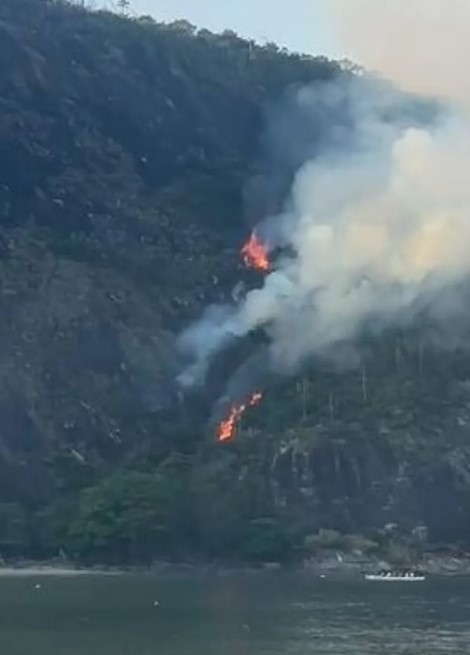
<box><xmin>218</xmin><ymin>391</ymin><xmax>263</xmax><ymax>442</ymax></box>
<box><xmin>241</xmin><ymin>233</ymin><xmax>269</xmax><ymax>272</ymax></box>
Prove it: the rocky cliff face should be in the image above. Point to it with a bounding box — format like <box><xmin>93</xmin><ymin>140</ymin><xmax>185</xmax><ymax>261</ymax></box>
<box><xmin>215</xmin><ymin>328</ymin><xmax>470</xmax><ymax>554</ymax></box>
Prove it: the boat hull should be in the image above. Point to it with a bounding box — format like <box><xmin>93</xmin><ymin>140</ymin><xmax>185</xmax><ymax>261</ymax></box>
<box><xmin>364</xmin><ymin>575</ymin><xmax>425</xmax><ymax>582</ymax></box>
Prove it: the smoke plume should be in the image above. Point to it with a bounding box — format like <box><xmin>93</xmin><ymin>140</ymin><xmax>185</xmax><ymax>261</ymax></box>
<box><xmin>178</xmin><ymin>5</ymin><xmax>470</xmax><ymax>394</ymax></box>
<box><xmin>329</xmin><ymin>0</ymin><xmax>470</xmax><ymax>108</ymax></box>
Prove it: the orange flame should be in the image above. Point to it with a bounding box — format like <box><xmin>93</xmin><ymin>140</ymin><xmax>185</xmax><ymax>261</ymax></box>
<box><xmin>218</xmin><ymin>391</ymin><xmax>263</xmax><ymax>442</ymax></box>
<box><xmin>241</xmin><ymin>233</ymin><xmax>269</xmax><ymax>272</ymax></box>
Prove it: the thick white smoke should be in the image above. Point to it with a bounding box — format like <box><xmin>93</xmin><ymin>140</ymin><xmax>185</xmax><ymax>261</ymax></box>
<box><xmin>178</xmin><ymin>3</ymin><xmax>470</xmax><ymax>387</ymax></box>
<box><xmin>262</xmin><ymin>114</ymin><xmax>470</xmax><ymax>370</ymax></box>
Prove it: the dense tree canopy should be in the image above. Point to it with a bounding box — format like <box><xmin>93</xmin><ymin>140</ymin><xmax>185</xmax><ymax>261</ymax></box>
<box><xmin>0</xmin><ymin>0</ymin><xmax>469</xmax><ymax>565</ymax></box>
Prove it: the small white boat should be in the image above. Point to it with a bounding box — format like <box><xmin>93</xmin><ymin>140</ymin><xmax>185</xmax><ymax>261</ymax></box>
<box><xmin>364</xmin><ymin>572</ymin><xmax>425</xmax><ymax>582</ymax></box>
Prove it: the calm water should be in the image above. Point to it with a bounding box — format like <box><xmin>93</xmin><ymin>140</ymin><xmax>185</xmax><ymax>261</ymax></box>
<box><xmin>0</xmin><ymin>571</ymin><xmax>469</xmax><ymax>654</ymax></box>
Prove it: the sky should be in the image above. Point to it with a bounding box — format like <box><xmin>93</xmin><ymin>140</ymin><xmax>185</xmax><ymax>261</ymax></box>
<box><xmin>98</xmin><ymin>0</ymin><xmax>340</xmax><ymax>59</ymax></box>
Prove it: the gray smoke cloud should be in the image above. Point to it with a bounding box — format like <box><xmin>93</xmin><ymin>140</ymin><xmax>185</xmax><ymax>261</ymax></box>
<box><xmin>178</xmin><ymin>9</ymin><xmax>470</xmax><ymax>390</ymax></box>
<box><xmin>329</xmin><ymin>0</ymin><xmax>470</xmax><ymax>108</ymax></box>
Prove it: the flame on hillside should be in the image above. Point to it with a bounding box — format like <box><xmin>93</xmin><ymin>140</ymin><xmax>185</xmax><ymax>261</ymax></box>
<box><xmin>241</xmin><ymin>233</ymin><xmax>269</xmax><ymax>272</ymax></box>
<box><xmin>218</xmin><ymin>391</ymin><xmax>263</xmax><ymax>442</ymax></box>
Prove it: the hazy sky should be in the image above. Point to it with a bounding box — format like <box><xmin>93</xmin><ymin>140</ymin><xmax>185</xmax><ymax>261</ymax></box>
<box><xmin>99</xmin><ymin>0</ymin><xmax>340</xmax><ymax>58</ymax></box>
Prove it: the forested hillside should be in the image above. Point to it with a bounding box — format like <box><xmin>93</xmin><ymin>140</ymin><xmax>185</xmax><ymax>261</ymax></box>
<box><xmin>0</xmin><ymin>0</ymin><xmax>469</xmax><ymax>566</ymax></box>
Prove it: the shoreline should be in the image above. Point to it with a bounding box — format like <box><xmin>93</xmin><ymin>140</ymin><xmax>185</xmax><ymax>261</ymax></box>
<box><xmin>2</xmin><ymin>552</ymin><xmax>470</xmax><ymax>577</ymax></box>
<box><xmin>302</xmin><ymin>552</ymin><xmax>470</xmax><ymax>578</ymax></box>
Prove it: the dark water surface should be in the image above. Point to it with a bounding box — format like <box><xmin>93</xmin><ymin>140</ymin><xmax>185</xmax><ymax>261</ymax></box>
<box><xmin>0</xmin><ymin>571</ymin><xmax>469</xmax><ymax>654</ymax></box>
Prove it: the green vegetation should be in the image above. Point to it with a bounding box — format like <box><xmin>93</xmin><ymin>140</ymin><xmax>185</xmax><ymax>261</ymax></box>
<box><xmin>0</xmin><ymin>0</ymin><xmax>469</xmax><ymax>566</ymax></box>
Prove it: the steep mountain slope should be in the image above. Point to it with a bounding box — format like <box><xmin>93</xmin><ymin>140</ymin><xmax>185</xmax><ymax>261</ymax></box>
<box><xmin>0</xmin><ymin>0</ymin><xmax>469</xmax><ymax>564</ymax></box>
